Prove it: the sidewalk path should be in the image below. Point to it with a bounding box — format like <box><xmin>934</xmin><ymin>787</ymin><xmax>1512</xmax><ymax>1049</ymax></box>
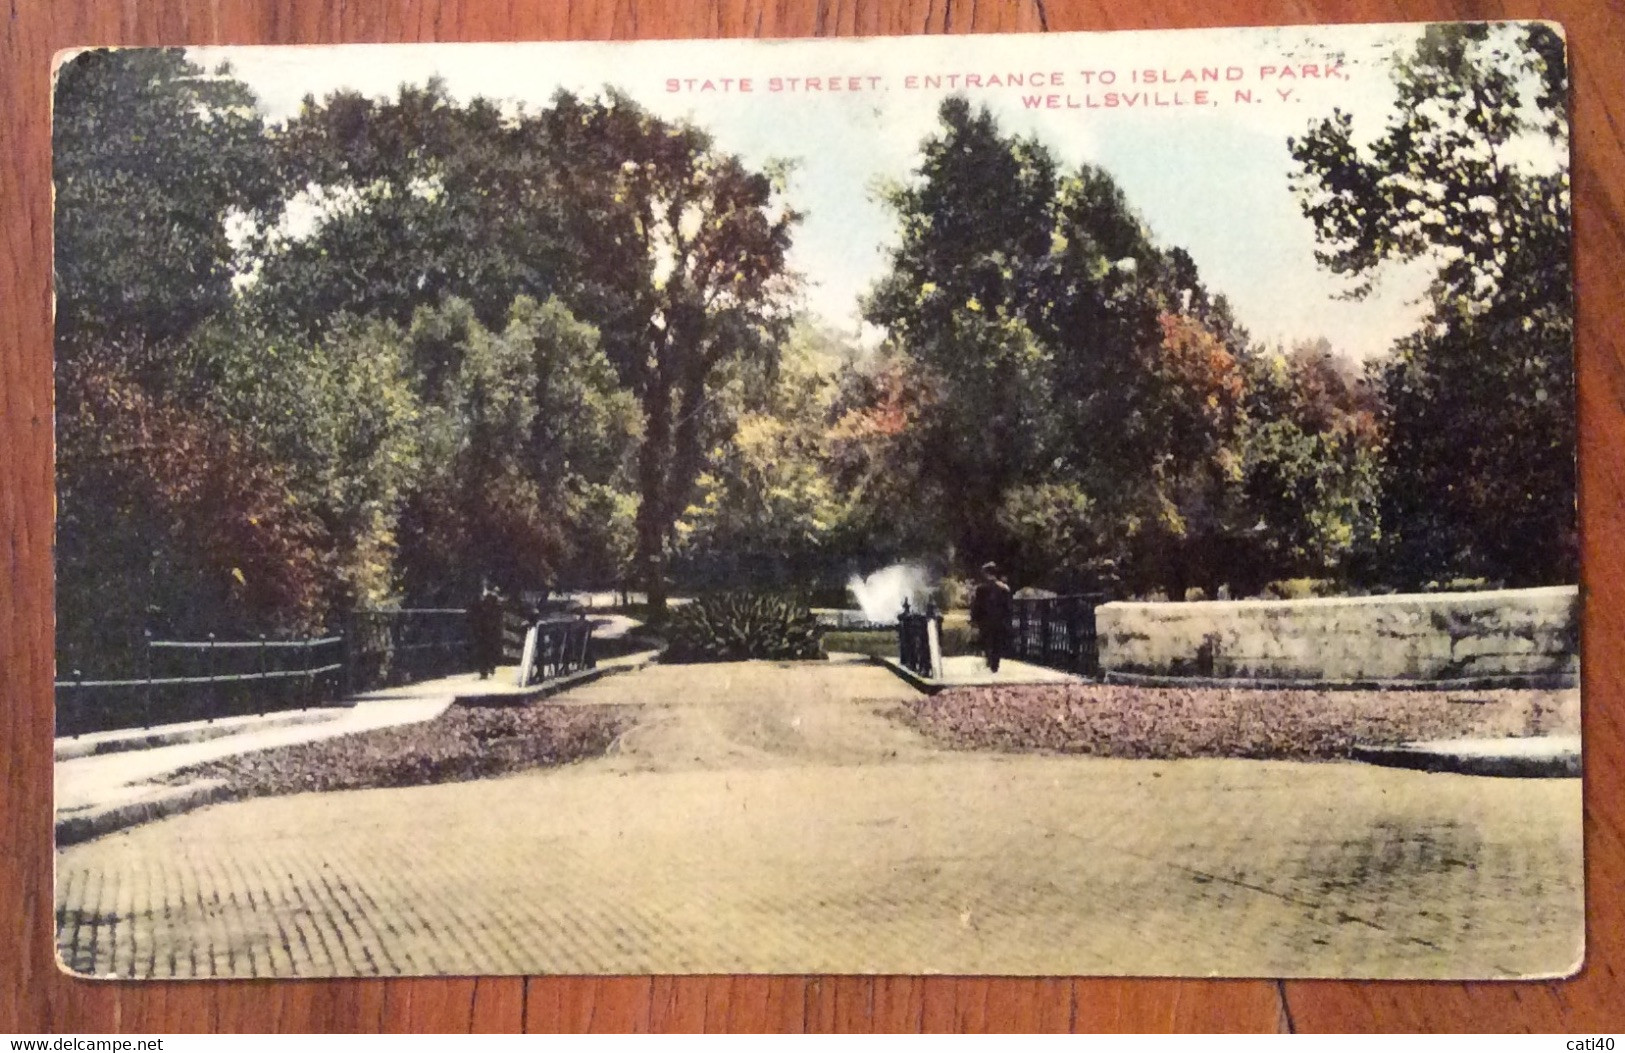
<box><xmin>55</xmin><ymin>657</ymin><xmax>1582</xmax><ymax>979</ymax></box>
<box><xmin>54</xmin><ymin>671</ymin><xmax>534</xmax><ymax>838</ymax></box>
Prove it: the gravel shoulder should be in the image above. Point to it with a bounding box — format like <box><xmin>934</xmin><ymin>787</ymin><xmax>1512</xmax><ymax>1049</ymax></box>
<box><xmin>897</xmin><ymin>683</ymin><xmax>1579</xmax><ymax>760</ymax></box>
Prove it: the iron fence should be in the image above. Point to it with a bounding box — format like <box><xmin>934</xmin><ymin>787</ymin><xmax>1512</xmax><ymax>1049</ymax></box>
<box><xmin>518</xmin><ymin>615</ymin><xmax>595</xmax><ymax>686</ymax></box>
<box><xmin>1008</xmin><ymin>593</ymin><xmax>1105</xmax><ymax>677</ymax></box>
<box><xmin>56</xmin><ymin>602</ymin><xmax>606</xmax><ymax>736</ymax></box>
<box><xmin>346</xmin><ymin>608</ymin><xmax>472</xmax><ymax>693</ymax></box>
<box><xmin>55</xmin><ymin>633</ymin><xmax>346</xmax><ymax>737</ymax></box>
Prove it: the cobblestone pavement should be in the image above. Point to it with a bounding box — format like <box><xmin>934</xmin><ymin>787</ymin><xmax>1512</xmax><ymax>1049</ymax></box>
<box><xmin>55</xmin><ymin>659</ymin><xmax>1583</xmax><ymax>979</ymax></box>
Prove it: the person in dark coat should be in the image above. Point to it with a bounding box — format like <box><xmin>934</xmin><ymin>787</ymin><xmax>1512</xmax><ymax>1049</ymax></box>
<box><xmin>470</xmin><ymin>586</ymin><xmax>504</xmax><ymax>679</ymax></box>
<box><xmin>969</xmin><ymin>561</ymin><xmax>1013</xmax><ymax>673</ymax></box>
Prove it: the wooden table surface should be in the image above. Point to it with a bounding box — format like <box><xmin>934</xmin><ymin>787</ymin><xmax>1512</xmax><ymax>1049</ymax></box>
<box><xmin>3</xmin><ymin>0</ymin><xmax>1622</xmax><ymax>1034</ymax></box>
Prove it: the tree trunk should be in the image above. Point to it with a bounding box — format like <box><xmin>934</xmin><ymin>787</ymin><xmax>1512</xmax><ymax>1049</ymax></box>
<box><xmin>635</xmin><ymin>363</ymin><xmax>673</xmax><ymax>615</ymax></box>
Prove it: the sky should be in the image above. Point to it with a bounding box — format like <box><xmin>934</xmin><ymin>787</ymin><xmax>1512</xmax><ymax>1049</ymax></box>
<box><xmin>187</xmin><ymin>24</ymin><xmax>1560</xmax><ymax>360</ymax></box>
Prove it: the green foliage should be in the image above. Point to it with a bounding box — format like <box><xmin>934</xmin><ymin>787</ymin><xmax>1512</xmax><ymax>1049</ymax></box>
<box><xmin>1237</xmin><ymin>342</ymin><xmax>1382</xmax><ymax>580</ymax></box>
<box><xmin>397</xmin><ymin>295</ymin><xmax>638</xmax><ymax>603</ymax></box>
<box><xmin>53</xmin><ymin>49</ymin><xmax>278</xmax><ymax>354</ymax></box>
<box><xmin>52</xmin><ymin>52</ymin><xmax>377</xmax><ymax>663</ymax></box>
<box><xmin>561</xmin><ymin>484</ymin><xmax>638</xmax><ymax>591</ymax></box>
<box><xmin>677</xmin><ymin>322</ymin><xmax>846</xmax><ymax>586</ymax></box>
<box><xmin>1263</xmin><ymin>578</ymin><xmax>1339</xmax><ymax>600</ymax></box>
<box><xmin>823</xmin><ymin>349</ymin><xmax>946</xmax><ymax>566</ymax></box>
<box><xmin>187</xmin><ymin>312</ymin><xmax>424</xmax><ymax>610</ymax></box>
<box><xmin>664</xmin><ymin>593</ymin><xmax>826</xmax><ymax>663</ymax></box>
<box><xmin>994</xmin><ymin>483</ymin><xmax>1113</xmax><ymax>593</ymax></box>
<box><xmin>1288</xmin><ymin>24</ymin><xmax>1566</xmax><ymax>305</ymax></box>
<box><xmin>249</xmin><ymin>85</ymin><xmax>799</xmax><ymax>607</ymax></box>
<box><xmin>249</xmin><ymin>82</ymin><xmax>570</xmax><ymax>335</ymax></box>
<box><xmin>866</xmin><ymin>97</ymin><xmax>1269</xmax><ymax>594</ymax></box>
<box><xmin>865</xmin><ymin>100</ymin><xmax>1064</xmax><ymax>557</ymax></box>
<box><xmin>1289</xmin><ymin>23</ymin><xmax>1574</xmax><ymax>587</ymax></box>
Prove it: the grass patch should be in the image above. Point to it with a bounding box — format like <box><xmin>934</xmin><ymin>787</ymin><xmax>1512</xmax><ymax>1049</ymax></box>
<box><xmin>824</xmin><ymin>621</ymin><xmax>980</xmax><ymax>659</ymax></box>
<box><xmin>591</xmin><ymin>633</ymin><xmax>664</xmax><ymax>660</ymax></box>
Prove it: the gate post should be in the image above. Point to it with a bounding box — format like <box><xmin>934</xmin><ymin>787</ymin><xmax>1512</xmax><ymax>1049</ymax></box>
<box><xmin>142</xmin><ymin>628</ymin><xmax>154</xmax><ymax>730</ymax></box>
<box><xmin>206</xmin><ymin>632</ymin><xmax>218</xmax><ymax>722</ymax></box>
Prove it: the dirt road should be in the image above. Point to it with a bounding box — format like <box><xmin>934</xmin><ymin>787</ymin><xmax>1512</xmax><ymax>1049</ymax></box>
<box><xmin>56</xmin><ymin>657</ymin><xmax>1583</xmax><ymax>978</ymax></box>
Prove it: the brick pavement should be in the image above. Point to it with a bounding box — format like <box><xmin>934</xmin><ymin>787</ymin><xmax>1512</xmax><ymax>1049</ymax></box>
<box><xmin>54</xmin><ymin>659</ymin><xmax>1583</xmax><ymax>979</ymax></box>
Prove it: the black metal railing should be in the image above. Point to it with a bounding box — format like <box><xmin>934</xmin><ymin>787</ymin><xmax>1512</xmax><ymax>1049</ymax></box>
<box><xmin>55</xmin><ymin>600</ymin><xmax>608</xmax><ymax>735</ymax></box>
<box><xmin>518</xmin><ymin>614</ymin><xmax>595</xmax><ymax>686</ymax></box>
<box><xmin>1009</xmin><ymin>593</ymin><xmax>1105</xmax><ymax>677</ymax></box>
<box><xmin>55</xmin><ymin>633</ymin><xmax>346</xmax><ymax>737</ymax></box>
<box><xmin>346</xmin><ymin>608</ymin><xmax>472</xmax><ymax>693</ymax></box>
<box><xmin>897</xmin><ymin>599</ymin><xmax>943</xmax><ymax>678</ymax></box>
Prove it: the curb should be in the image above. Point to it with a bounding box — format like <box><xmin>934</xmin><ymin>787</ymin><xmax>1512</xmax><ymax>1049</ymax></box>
<box><xmin>1103</xmin><ymin>670</ymin><xmax>1579</xmax><ymax>692</ymax></box>
<box><xmin>451</xmin><ymin>650</ymin><xmax>662</xmax><ymax>707</ymax></box>
<box><xmin>873</xmin><ymin>656</ymin><xmax>945</xmax><ymax>694</ymax></box>
<box><xmin>55</xmin><ymin>708</ymin><xmax>349</xmax><ymax>761</ymax></box>
<box><xmin>1350</xmin><ymin>739</ymin><xmax>1581</xmax><ymax>778</ymax></box>
<box><xmin>56</xmin><ymin>779</ymin><xmax>232</xmax><ymax>847</ymax></box>
<box><xmin>452</xmin><ymin>665</ymin><xmax>609</xmax><ymax>706</ymax></box>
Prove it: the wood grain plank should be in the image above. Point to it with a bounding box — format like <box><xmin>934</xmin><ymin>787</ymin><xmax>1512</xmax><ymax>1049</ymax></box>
<box><xmin>867</xmin><ymin>976</ymin><xmax>930</xmax><ymax>1030</ymax></box>
<box><xmin>468</xmin><ymin>979</ymin><xmax>527</xmax><ymax>1031</ymax></box>
<box><xmin>522</xmin><ymin>977</ymin><xmax>655</xmax><ymax>1032</ymax></box>
<box><xmin>1069</xmin><ymin>980</ymin><xmax>1285</xmax><ymax>1033</ymax></box>
<box><xmin>3</xmin><ymin>0</ymin><xmax>1621</xmax><ymax>1034</ymax></box>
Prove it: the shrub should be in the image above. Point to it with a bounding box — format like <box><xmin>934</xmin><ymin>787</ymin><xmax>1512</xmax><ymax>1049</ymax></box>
<box><xmin>664</xmin><ymin>592</ymin><xmax>826</xmax><ymax>662</ymax></box>
<box><xmin>933</xmin><ymin>575</ymin><xmax>973</xmax><ymax>612</ymax></box>
<box><xmin>1263</xmin><ymin>577</ymin><xmax>1337</xmax><ymax>600</ymax></box>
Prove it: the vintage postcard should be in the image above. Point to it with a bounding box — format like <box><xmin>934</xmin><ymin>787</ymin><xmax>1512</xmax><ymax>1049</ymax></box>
<box><xmin>52</xmin><ymin>22</ymin><xmax>1580</xmax><ymax>979</ymax></box>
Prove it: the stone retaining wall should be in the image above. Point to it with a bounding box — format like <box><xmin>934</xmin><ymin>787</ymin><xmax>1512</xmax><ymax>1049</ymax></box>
<box><xmin>1095</xmin><ymin>585</ymin><xmax>1580</xmax><ymax>686</ymax></box>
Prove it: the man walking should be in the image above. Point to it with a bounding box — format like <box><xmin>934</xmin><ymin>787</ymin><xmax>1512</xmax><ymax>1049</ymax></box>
<box><xmin>969</xmin><ymin>561</ymin><xmax>1013</xmax><ymax>674</ymax></box>
<box><xmin>470</xmin><ymin>585</ymin><xmax>505</xmax><ymax>680</ymax></box>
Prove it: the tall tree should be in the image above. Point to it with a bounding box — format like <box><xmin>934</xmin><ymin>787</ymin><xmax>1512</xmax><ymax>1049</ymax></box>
<box><xmin>183</xmin><ymin>310</ymin><xmax>425</xmax><ymax>612</ymax></box>
<box><xmin>53</xmin><ymin>48</ymin><xmax>277</xmax><ymax>358</ymax></box>
<box><xmin>678</xmin><ymin>322</ymin><xmax>846</xmax><ymax>588</ymax></box>
<box><xmin>1238</xmin><ymin>341</ymin><xmax>1382</xmax><ymax>583</ymax></box>
<box><xmin>866</xmin><ymin>98</ymin><xmax>1062</xmax><ymax>565</ymax></box>
<box><xmin>869</xmin><ymin>98</ymin><xmax>1257</xmax><ymax>592</ymax></box>
<box><xmin>1288</xmin><ymin>22</ymin><xmax>1573</xmax><ymax>586</ymax></box>
<box><xmin>540</xmin><ymin>93</ymin><xmax>800</xmax><ymax>611</ymax></box>
<box><xmin>254</xmin><ymin>88</ymin><xmax>798</xmax><ymax>610</ymax></box>
<box><xmin>395</xmin><ymin>295</ymin><xmax>636</xmax><ymax>603</ymax></box>
<box><xmin>250</xmin><ymin>82</ymin><xmax>575</xmax><ymax>336</ymax></box>
<box><xmin>53</xmin><ymin>51</ymin><xmax>311</xmax><ymax>674</ymax></box>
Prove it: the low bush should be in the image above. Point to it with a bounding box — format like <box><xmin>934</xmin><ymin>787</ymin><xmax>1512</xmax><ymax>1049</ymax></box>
<box><xmin>1263</xmin><ymin>577</ymin><xmax>1338</xmax><ymax>600</ymax></box>
<box><xmin>824</xmin><ymin>622</ymin><xmax>980</xmax><ymax>658</ymax></box>
<box><xmin>663</xmin><ymin>591</ymin><xmax>826</xmax><ymax>662</ymax></box>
